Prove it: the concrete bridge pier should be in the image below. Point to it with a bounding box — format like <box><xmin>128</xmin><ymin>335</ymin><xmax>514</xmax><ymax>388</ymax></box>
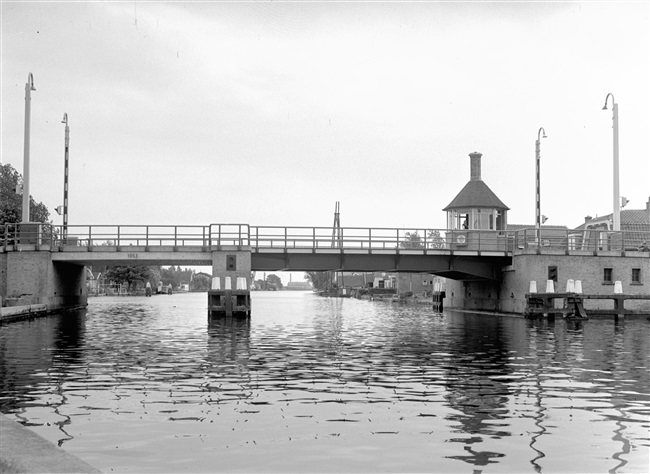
<box><xmin>0</xmin><ymin>251</ymin><xmax>87</xmax><ymax>315</ymax></box>
<box><xmin>209</xmin><ymin>249</ymin><xmax>252</xmax><ymax>317</ymax></box>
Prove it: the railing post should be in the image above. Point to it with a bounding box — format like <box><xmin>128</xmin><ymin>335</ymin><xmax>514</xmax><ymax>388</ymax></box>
<box><xmin>368</xmin><ymin>228</ymin><xmax>372</xmax><ymax>251</ymax></box>
<box><xmin>284</xmin><ymin>227</ymin><xmax>288</xmax><ymax>250</ymax></box>
<box><xmin>313</xmin><ymin>227</ymin><xmax>316</xmax><ymax>250</ymax></box>
<box><xmin>117</xmin><ymin>226</ymin><xmax>120</xmax><ymax>247</ymax></box>
<box><xmin>146</xmin><ymin>226</ymin><xmax>149</xmax><ymax>247</ymax></box>
<box><xmin>174</xmin><ymin>226</ymin><xmax>178</xmax><ymax>247</ymax></box>
<box><xmin>514</xmin><ymin>230</ymin><xmax>519</xmax><ymax>251</ymax></box>
<box><xmin>620</xmin><ymin>230</ymin><xmax>624</xmax><ymax>251</ymax></box>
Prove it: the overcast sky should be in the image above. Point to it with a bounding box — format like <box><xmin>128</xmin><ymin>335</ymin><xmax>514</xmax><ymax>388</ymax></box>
<box><xmin>2</xmin><ymin>1</ymin><xmax>649</xmax><ymax>236</ymax></box>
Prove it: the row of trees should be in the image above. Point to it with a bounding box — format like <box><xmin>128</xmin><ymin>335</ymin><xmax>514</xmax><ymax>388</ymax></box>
<box><xmin>96</xmin><ymin>265</ymin><xmax>211</xmax><ymax>293</ymax></box>
<box><xmin>399</xmin><ymin>230</ymin><xmax>445</xmax><ymax>249</ymax></box>
<box><xmin>102</xmin><ymin>268</ymin><xmax>290</xmax><ymax>293</ymax></box>
<box><xmin>253</xmin><ymin>274</ymin><xmax>283</xmax><ymax>290</ymax></box>
<box><xmin>101</xmin><ymin>267</ymin><xmax>292</xmax><ymax>293</ymax></box>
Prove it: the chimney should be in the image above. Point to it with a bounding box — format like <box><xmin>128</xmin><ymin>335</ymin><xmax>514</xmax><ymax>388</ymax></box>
<box><xmin>584</xmin><ymin>215</ymin><xmax>592</xmax><ymax>223</ymax></box>
<box><xmin>646</xmin><ymin>196</ymin><xmax>650</xmax><ymax>213</ymax></box>
<box><xmin>469</xmin><ymin>151</ymin><xmax>482</xmax><ymax>181</ymax></box>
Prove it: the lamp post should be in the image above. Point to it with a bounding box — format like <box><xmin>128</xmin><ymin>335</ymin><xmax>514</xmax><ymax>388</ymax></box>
<box><xmin>602</xmin><ymin>93</ymin><xmax>620</xmax><ymax>231</ymax></box>
<box><xmin>22</xmin><ymin>73</ymin><xmax>36</xmax><ymax>223</ymax></box>
<box><xmin>62</xmin><ymin>113</ymin><xmax>70</xmax><ymax>239</ymax></box>
<box><xmin>535</xmin><ymin>127</ymin><xmax>547</xmax><ymax>245</ymax></box>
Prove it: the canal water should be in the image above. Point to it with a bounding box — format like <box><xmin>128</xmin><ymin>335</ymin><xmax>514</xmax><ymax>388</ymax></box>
<box><xmin>1</xmin><ymin>292</ymin><xmax>648</xmax><ymax>473</ymax></box>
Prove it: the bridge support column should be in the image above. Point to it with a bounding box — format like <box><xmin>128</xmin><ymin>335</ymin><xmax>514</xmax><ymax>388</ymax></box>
<box><xmin>209</xmin><ymin>250</ymin><xmax>252</xmax><ymax>318</ymax></box>
<box><xmin>1</xmin><ymin>251</ymin><xmax>87</xmax><ymax>317</ymax></box>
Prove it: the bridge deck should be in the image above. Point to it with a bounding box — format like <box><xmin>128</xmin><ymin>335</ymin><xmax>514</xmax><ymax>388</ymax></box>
<box><xmin>3</xmin><ymin>223</ymin><xmax>648</xmax><ymax>280</ymax></box>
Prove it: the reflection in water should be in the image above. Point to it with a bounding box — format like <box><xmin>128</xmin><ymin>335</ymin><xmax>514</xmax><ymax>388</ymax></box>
<box><xmin>442</xmin><ymin>314</ymin><xmax>512</xmax><ymax>467</ymax></box>
<box><xmin>207</xmin><ymin>317</ymin><xmax>251</xmax><ymax>368</ymax></box>
<box><xmin>0</xmin><ymin>293</ymin><xmax>648</xmax><ymax>473</ymax></box>
<box><xmin>51</xmin><ymin>310</ymin><xmax>87</xmax><ymax>446</ymax></box>
<box><xmin>0</xmin><ymin>310</ymin><xmax>87</xmax><ymax>445</ymax></box>
<box><xmin>525</xmin><ymin>320</ymin><xmax>549</xmax><ymax>473</ymax></box>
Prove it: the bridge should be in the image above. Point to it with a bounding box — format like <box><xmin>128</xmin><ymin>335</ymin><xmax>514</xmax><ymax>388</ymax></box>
<box><xmin>0</xmin><ymin>223</ymin><xmax>524</xmax><ymax>281</ymax></box>
<box><xmin>4</xmin><ymin>222</ymin><xmax>645</xmax><ymax>281</ymax></box>
<box><xmin>2</xmin><ymin>222</ymin><xmax>648</xmax><ymax>316</ymax></box>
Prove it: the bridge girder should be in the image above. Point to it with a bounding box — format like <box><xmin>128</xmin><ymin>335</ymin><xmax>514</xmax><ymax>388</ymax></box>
<box><xmin>48</xmin><ymin>247</ymin><xmax>510</xmax><ymax>281</ymax></box>
<box><xmin>252</xmin><ymin>252</ymin><xmax>509</xmax><ymax>281</ymax></box>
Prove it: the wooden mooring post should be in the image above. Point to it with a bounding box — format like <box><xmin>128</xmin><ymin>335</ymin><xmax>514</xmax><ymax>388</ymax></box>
<box><xmin>525</xmin><ymin>292</ymin><xmax>587</xmax><ymax>319</ymax></box>
<box><xmin>525</xmin><ymin>293</ymin><xmax>650</xmax><ymax>319</ymax></box>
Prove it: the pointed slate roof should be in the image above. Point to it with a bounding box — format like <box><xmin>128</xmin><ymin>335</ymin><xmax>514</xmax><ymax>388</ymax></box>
<box><xmin>443</xmin><ymin>151</ymin><xmax>509</xmax><ymax>211</ymax></box>
<box><xmin>443</xmin><ymin>179</ymin><xmax>509</xmax><ymax>211</ymax></box>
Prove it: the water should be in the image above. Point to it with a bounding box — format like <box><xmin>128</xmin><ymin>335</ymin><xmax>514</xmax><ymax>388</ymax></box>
<box><xmin>1</xmin><ymin>292</ymin><xmax>649</xmax><ymax>473</ymax></box>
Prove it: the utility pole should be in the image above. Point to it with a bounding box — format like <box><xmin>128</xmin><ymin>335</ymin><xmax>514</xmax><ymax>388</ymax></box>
<box><xmin>602</xmin><ymin>93</ymin><xmax>620</xmax><ymax>231</ymax></box>
<box><xmin>535</xmin><ymin>127</ymin><xmax>547</xmax><ymax>245</ymax></box>
<box><xmin>22</xmin><ymin>73</ymin><xmax>36</xmax><ymax>223</ymax></box>
<box><xmin>62</xmin><ymin>113</ymin><xmax>70</xmax><ymax>239</ymax></box>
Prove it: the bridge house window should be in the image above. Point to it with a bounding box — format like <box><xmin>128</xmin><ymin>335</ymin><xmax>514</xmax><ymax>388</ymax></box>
<box><xmin>632</xmin><ymin>268</ymin><xmax>641</xmax><ymax>284</ymax></box>
<box><xmin>603</xmin><ymin>268</ymin><xmax>613</xmax><ymax>283</ymax></box>
<box><xmin>548</xmin><ymin>266</ymin><xmax>558</xmax><ymax>285</ymax></box>
<box><xmin>448</xmin><ymin>209</ymin><xmax>501</xmax><ymax>230</ymax></box>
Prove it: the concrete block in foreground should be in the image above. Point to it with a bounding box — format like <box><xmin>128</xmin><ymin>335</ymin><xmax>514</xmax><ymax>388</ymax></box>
<box><xmin>0</xmin><ymin>414</ymin><xmax>101</xmax><ymax>473</ymax></box>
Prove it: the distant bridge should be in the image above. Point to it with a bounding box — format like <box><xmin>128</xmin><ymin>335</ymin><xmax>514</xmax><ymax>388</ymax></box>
<box><xmin>3</xmin><ymin>223</ymin><xmax>646</xmax><ymax>281</ymax></box>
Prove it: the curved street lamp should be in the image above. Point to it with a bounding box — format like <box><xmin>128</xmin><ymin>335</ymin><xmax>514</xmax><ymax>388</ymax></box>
<box><xmin>602</xmin><ymin>93</ymin><xmax>620</xmax><ymax>231</ymax></box>
<box><xmin>22</xmin><ymin>73</ymin><xmax>36</xmax><ymax>223</ymax></box>
<box><xmin>535</xmin><ymin>127</ymin><xmax>547</xmax><ymax>245</ymax></box>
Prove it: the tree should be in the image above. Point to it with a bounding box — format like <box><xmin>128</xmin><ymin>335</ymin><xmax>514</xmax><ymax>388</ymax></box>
<box><xmin>190</xmin><ymin>273</ymin><xmax>211</xmax><ymax>292</ymax></box>
<box><xmin>1</xmin><ymin>163</ymin><xmax>51</xmax><ymax>224</ymax></box>
<box><xmin>304</xmin><ymin>271</ymin><xmax>331</xmax><ymax>291</ymax></box>
<box><xmin>266</xmin><ymin>274</ymin><xmax>283</xmax><ymax>290</ymax></box>
<box><xmin>104</xmin><ymin>265</ymin><xmax>154</xmax><ymax>292</ymax></box>
<box><xmin>427</xmin><ymin>229</ymin><xmax>446</xmax><ymax>249</ymax></box>
<box><xmin>160</xmin><ymin>265</ymin><xmax>193</xmax><ymax>288</ymax></box>
<box><xmin>399</xmin><ymin>231</ymin><xmax>424</xmax><ymax>249</ymax></box>
<box><xmin>148</xmin><ymin>267</ymin><xmax>162</xmax><ymax>288</ymax></box>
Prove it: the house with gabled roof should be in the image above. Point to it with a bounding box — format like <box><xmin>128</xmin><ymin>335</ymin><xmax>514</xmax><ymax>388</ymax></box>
<box><xmin>569</xmin><ymin>198</ymin><xmax>650</xmax><ymax>251</ymax></box>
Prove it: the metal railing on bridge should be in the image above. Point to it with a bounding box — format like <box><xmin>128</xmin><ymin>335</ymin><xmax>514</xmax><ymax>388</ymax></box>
<box><xmin>249</xmin><ymin>226</ymin><xmax>507</xmax><ymax>252</ymax></box>
<box><xmin>2</xmin><ymin>223</ymin><xmax>649</xmax><ymax>254</ymax></box>
<box><xmin>1</xmin><ymin>224</ymin><xmax>248</xmax><ymax>248</ymax></box>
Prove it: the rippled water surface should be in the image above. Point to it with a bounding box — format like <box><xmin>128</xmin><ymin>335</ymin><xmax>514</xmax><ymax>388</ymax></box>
<box><xmin>1</xmin><ymin>292</ymin><xmax>649</xmax><ymax>473</ymax></box>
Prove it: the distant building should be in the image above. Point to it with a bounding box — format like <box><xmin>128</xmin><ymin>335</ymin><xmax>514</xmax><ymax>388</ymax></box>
<box><xmin>569</xmin><ymin>197</ymin><xmax>650</xmax><ymax>251</ymax></box>
<box><xmin>335</xmin><ymin>272</ymin><xmax>394</xmax><ymax>289</ymax></box>
<box><xmin>396</xmin><ymin>274</ymin><xmax>444</xmax><ymax>295</ymax></box>
<box><xmin>286</xmin><ymin>281</ymin><xmax>312</xmax><ymax>291</ymax></box>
